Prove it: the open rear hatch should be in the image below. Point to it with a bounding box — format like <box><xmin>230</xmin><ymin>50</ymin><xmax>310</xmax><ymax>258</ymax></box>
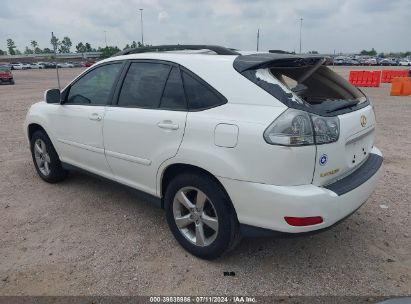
<box><xmin>233</xmin><ymin>53</ymin><xmax>376</xmax><ymax>186</ymax></box>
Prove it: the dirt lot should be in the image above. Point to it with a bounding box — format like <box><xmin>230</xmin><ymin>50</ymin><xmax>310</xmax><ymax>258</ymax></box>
<box><xmin>0</xmin><ymin>67</ymin><xmax>410</xmax><ymax>296</ymax></box>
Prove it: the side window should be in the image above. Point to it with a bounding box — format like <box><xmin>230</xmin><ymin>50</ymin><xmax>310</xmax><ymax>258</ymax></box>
<box><xmin>159</xmin><ymin>67</ymin><xmax>186</xmax><ymax>110</ymax></box>
<box><xmin>182</xmin><ymin>71</ymin><xmax>226</xmax><ymax>110</ymax></box>
<box><xmin>117</xmin><ymin>62</ymin><xmax>170</xmax><ymax>108</ymax></box>
<box><xmin>66</xmin><ymin>63</ymin><xmax>122</xmax><ymax>105</ymax></box>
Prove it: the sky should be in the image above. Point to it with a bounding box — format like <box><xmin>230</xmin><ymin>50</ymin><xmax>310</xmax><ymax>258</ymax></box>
<box><xmin>1</xmin><ymin>0</ymin><xmax>411</xmax><ymax>54</ymax></box>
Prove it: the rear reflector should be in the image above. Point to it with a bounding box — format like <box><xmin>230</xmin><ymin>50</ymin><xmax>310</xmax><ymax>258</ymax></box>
<box><xmin>284</xmin><ymin>216</ymin><xmax>323</xmax><ymax>226</ymax></box>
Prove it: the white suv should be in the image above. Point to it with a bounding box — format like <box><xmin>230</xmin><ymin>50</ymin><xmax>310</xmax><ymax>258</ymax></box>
<box><xmin>25</xmin><ymin>45</ymin><xmax>383</xmax><ymax>259</ymax></box>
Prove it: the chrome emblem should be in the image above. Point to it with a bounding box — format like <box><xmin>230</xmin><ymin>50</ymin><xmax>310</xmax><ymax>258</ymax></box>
<box><xmin>360</xmin><ymin>115</ymin><xmax>367</xmax><ymax>127</ymax></box>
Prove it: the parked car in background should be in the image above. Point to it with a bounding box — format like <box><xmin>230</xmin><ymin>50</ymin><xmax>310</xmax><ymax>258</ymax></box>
<box><xmin>345</xmin><ymin>59</ymin><xmax>360</xmax><ymax>66</ymax></box>
<box><xmin>0</xmin><ymin>67</ymin><xmax>14</xmax><ymax>85</ymax></box>
<box><xmin>333</xmin><ymin>58</ymin><xmax>344</xmax><ymax>65</ymax></box>
<box><xmin>30</xmin><ymin>63</ymin><xmax>46</xmax><ymax>69</ymax></box>
<box><xmin>21</xmin><ymin>62</ymin><xmax>32</xmax><ymax>69</ymax></box>
<box><xmin>379</xmin><ymin>59</ymin><xmax>397</xmax><ymax>66</ymax></box>
<box><xmin>364</xmin><ymin>58</ymin><xmax>377</xmax><ymax>66</ymax></box>
<box><xmin>398</xmin><ymin>59</ymin><xmax>411</xmax><ymax>66</ymax></box>
<box><xmin>11</xmin><ymin>63</ymin><xmax>27</xmax><ymax>70</ymax></box>
<box><xmin>1</xmin><ymin>63</ymin><xmax>13</xmax><ymax>70</ymax></box>
<box><xmin>57</xmin><ymin>62</ymin><xmax>74</xmax><ymax>68</ymax></box>
<box><xmin>81</xmin><ymin>61</ymin><xmax>95</xmax><ymax>67</ymax></box>
<box><xmin>42</xmin><ymin>62</ymin><xmax>57</xmax><ymax>69</ymax></box>
<box><xmin>25</xmin><ymin>45</ymin><xmax>383</xmax><ymax>259</ymax></box>
<box><xmin>68</xmin><ymin>62</ymin><xmax>83</xmax><ymax>68</ymax></box>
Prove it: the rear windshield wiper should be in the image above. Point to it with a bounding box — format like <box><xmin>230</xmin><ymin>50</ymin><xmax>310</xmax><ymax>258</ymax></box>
<box><xmin>326</xmin><ymin>100</ymin><xmax>359</xmax><ymax>113</ymax></box>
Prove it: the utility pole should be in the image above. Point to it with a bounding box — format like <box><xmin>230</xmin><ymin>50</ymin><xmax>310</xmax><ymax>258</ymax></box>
<box><xmin>51</xmin><ymin>32</ymin><xmax>61</xmax><ymax>90</ymax></box>
<box><xmin>139</xmin><ymin>8</ymin><xmax>144</xmax><ymax>46</ymax></box>
<box><xmin>299</xmin><ymin>18</ymin><xmax>303</xmax><ymax>54</ymax></box>
<box><xmin>104</xmin><ymin>30</ymin><xmax>107</xmax><ymax>47</ymax></box>
<box><xmin>257</xmin><ymin>28</ymin><xmax>260</xmax><ymax>52</ymax></box>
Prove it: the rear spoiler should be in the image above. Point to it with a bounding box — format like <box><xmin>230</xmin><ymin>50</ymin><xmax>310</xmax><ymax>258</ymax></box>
<box><xmin>233</xmin><ymin>53</ymin><xmax>328</xmax><ymax>73</ymax></box>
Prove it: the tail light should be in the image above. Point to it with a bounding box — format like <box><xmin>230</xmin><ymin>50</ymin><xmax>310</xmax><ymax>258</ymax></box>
<box><xmin>264</xmin><ymin>109</ymin><xmax>339</xmax><ymax>146</ymax></box>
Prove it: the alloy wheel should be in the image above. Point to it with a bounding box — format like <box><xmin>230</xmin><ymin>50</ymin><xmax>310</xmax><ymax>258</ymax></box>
<box><xmin>172</xmin><ymin>187</ymin><xmax>219</xmax><ymax>247</ymax></box>
<box><xmin>33</xmin><ymin>139</ymin><xmax>51</xmax><ymax>176</ymax></box>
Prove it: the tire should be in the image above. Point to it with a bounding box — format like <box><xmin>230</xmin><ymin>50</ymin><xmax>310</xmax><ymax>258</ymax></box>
<box><xmin>30</xmin><ymin>130</ymin><xmax>68</xmax><ymax>183</ymax></box>
<box><xmin>10</xmin><ymin>80</ymin><xmax>15</xmax><ymax>85</ymax></box>
<box><xmin>164</xmin><ymin>172</ymin><xmax>240</xmax><ymax>259</ymax></box>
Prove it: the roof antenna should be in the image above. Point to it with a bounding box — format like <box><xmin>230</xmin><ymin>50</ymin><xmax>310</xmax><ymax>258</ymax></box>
<box><xmin>256</xmin><ymin>28</ymin><xmax>260</xmax><ymax>52</ymax></box>
<box><xmin>51</xmin><ymin>32</ymin><xmax>61</xmax><ymax>90</ymax></box>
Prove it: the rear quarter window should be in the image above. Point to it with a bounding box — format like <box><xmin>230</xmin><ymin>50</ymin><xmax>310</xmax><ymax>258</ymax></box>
<box><xmin>182</xmin><ymin>70</ymin><xmax>227</xmax><ymax>110</ymax></box>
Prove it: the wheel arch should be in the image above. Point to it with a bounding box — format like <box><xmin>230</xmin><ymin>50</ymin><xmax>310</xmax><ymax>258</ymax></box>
<box><xmin>159</xmin><ymin>163</ymin><xmax>236</xmax><ymax>214</ymax></box>
<box><xmin>27</xmin><ymin>123</ymin><xmax>48</xmax><ymax>141</ymax></box>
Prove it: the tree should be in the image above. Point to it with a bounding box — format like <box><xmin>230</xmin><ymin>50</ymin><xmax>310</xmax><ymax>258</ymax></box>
<box><xmin>308</xmin><ymin>50</ymin><xmax>319</xmax><ymax>54</ymax></box>
<box><xmin>130</xmin><ymin>41</ymin><xmax>138</xmax><ymax>48</ymax></box>
<box><xmin>31</xmin><ymin>40</ymin><xmax>38</xmax><ymax>48</ymax></box>
<box><xmin>15</xmin><ymin>49</ymin><xmax>22</xmax><ymax>55</ymax></box>
<box><xmin>50</xmin><ymin>35</ymin><xmax>60</xmax><ymax>52</ymax></box>
<box><xmin>123</xmin><ymin>44</ymin><xmax>131</xmax><ymax>50</ymax></box>
<box><xmin>84</xmin><ymin>43</ymin><xmax>93</xmax><ymax>52</ymax></box>
<box><xmin>360</xmin><ymin>48</ymin><xmax>377</xmax><ymax>56</ymax></box>
<box><xmin>0</xmin><ymin>49</ymin><xmax>6</xmax><ymax>55</ymax></box>
<box><xmin>7</xmin><ymin>39</ymin><xmax>16</xmax><ymax>55</ymax></box>
<box><xmin>76</xmin><ymin>42</ymin><xmax>86</xmax><ymax>53</ymax></box>
<box><xmin>24</xmin><ymin>46</ymin><xmax>34</xmax><ymax>54</ymax></box>
<box><xmin>43</xmin><ymin>48</ymin><xmax>53</xmax><ymax>53</ymax></box>
<box><xmin>59</xmin><ymin>36</ymin><xmax>72</xmax><ymax>53</ymax></box>
<box><xmin>100</xmin><ymin>46</ymin><xmax>121</xmax><ymax>59</ymax></box>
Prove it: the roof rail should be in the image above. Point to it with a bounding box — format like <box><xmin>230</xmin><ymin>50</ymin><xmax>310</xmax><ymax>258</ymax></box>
<box><xmin>269</xmin><ymin>50</ymin><xmax>293</xmax><ymax>54</ymax></box>
<box><xmin>112</xmin><ymin>45</ymin><xmax>240</xmax><ymax>57</ymax></box>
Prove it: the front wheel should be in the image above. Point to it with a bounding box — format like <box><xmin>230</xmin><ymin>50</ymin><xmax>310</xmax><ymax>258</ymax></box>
<box><xmin>30</xmin><ymin>130</ymin><xmax>68</xmax><ymax>183</ymax></box>
<box><xmin>164</xmin><ymin>173</ymin><xmax>240</xmax><ymax>259</ymax></box>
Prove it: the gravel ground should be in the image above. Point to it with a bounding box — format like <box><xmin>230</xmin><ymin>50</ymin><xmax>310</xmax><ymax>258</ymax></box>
<box><xmin>0</xmin><ymin>67</ymin><xmax>410</xmax><ymax>296</ymax></box>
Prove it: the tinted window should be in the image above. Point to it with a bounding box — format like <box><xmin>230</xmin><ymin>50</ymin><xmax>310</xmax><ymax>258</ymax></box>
<box><xmin>182</xmin><ymin>71</ymin><xmax>225</xmax><ymax>110</ymax></box>
<box><xmin>118</xmin><ymin>62</ymin><xmax>170</xmax><ymax>108</ymax></box>
<box><xmin>66</xmin><ymin>63</ymin><xmax>122</xmax><ymax>105</ymax></box>
<box><xmin>160</xmin><ymin>67</ymin><xmax>186</xmax><ymax>110</ymax></box>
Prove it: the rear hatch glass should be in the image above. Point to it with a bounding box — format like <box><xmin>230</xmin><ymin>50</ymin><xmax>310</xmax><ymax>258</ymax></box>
<box><xmin>233</xmin><ymin>53</ymin><xmax>369</xmax><ymax>117</ymax></box>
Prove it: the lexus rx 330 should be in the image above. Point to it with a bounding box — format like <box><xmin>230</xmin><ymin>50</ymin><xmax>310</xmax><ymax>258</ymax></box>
<box><xmin>24</xmin><ymin>45</ymin><xmax>383</xmax><ymax>259</ymax></box>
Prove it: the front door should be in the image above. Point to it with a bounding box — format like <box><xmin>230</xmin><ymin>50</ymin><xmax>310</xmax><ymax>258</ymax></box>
<box><xmin>51</xmin><ymin>62</ymin><xmax>123</xmax><ymax>178</ymax></box>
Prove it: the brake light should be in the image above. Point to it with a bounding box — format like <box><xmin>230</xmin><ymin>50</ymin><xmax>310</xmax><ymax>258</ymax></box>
<box><xmin>263</xmin><ymin>109</ymin><xmax>339</xmax><ymax>146</ymax></box>
<box><xmin>284</xmin><ymin>216</ymin><xmax>323</xmax><ymax>226</ymax></box>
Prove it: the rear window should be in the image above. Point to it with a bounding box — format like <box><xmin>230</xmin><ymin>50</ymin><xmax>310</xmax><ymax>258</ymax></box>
<box><xmin>0</xmin><ymin>68</ymin><xmax>10</xmax><ymax>73</ymax></box>
<box><xmin>118</xmin><ymin>62</ymin><xmax>170</xmax><ymax>108</ymax></box>
<box><xmin>234</xmin><ymin>54</ymin><xmax>368</xmax><ymax>116</ymax></box>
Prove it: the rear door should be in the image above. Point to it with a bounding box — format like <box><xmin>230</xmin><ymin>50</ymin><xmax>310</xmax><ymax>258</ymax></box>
<box><xmin>103</xmin><ymin>61</ymin><xmax>187</xmax><ymax>195</ymax></box>
<box><xmin>312</xmin><ymin>105</ymin><xmax>376</xmax><ymax>186</ymax></box>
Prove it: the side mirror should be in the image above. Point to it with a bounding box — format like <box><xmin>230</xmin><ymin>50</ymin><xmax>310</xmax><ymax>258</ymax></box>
<box><xmin>44</xmin><ymin>89</ymin><xmax>61</xmax><ymax>104</ymax></box>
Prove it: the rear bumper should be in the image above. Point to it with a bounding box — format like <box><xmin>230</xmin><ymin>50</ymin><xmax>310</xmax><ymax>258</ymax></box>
<box><xmin>218</xmin><ymin>146</ymin><xmax>383</xmax><ymax>233</ymax></box>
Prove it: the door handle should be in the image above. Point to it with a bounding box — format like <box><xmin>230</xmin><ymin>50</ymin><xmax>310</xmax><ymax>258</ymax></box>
<box><xmin>157</xmin><ymin>121</ymin><xmax>179</xmax><ymax>130</ymax></box>
<box><xmin>89</xmin><ymin>113</ymin><xmax>102</xmax><ymax>121</ymax></box>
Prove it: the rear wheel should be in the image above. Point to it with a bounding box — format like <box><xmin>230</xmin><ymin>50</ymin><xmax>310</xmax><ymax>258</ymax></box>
<box><xmin>164</xmin><ymin>172</ymin><xmax>240</xmax><ymax>259</ymax></box>
<box><xmin>30</xmin><ymin>130</ymin><xmax>68</xmax><ymax>183</ymax></box>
